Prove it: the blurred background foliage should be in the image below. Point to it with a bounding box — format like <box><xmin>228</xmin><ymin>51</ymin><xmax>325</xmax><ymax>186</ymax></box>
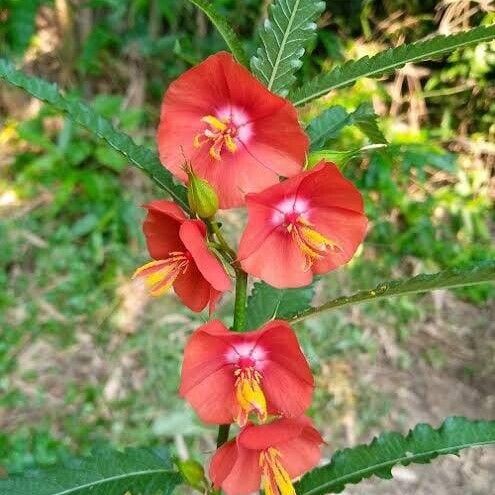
<box><xmin>0</xmin><ymin>1</ymin><xmax>494</xmax><ymax>492</ymax></box>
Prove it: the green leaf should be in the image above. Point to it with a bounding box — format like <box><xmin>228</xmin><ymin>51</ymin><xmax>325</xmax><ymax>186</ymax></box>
<box><xmin>290</xmin><ymin>24</ymin><xmax>495</xmax><ymax>106</ymax></box>
<box><xmin>247</xmin><ymin>281</ymin><xmax>316</xmax><ymax>328</ymax></box>
<box><xmin>187</xmin><ymin>0</ymin><xmax>248</xmax><ymax>66</ymax></box>
<box><xmin>306</xmin><ymin>106</ymin><xmax>350</xmax><ymax>150</ymax></box>
<box><xmin>6</xmin><ymin>0</ymin><xmax>40</xmax><ymax>56</ymax></box>
<box><xmin>0</xmin><ymin>446</ymin><xmax>182</xmax><ymax>495</ymax></box>
<box><xmin>292</xmin><ymin>261</ymin><xmax>495</xmax><ymax>322</ymax></box>
<box><xmin>296</xmin><ymin>417</ymin><xmax>495</xmax><ymax>495</ymax></box>
<box><xmin>0</xmin><ymin>58</ymin><xmax>189</xmax><ymax>211</ymax></box>
<box><xmin>307</xmin><ymin>103</ymin><xmax>386</xmax><ymax>150</ymax></box>
<box><xmin>251</xmin><ymin>0</ymin><xmax>325</xmax><ymax>95</ymax></box>
<box><xmin>348</xmin><ymin>103</ymin><xmax>387</xmax><ymax>145</ymax></box>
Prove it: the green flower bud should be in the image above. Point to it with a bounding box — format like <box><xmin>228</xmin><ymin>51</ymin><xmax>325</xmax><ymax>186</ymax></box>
<box><xmin>186</xmin><ymin>166</ymin><xmax>219</xmax><ymax>219</ymax></box>
<box><xmin>177</xmin><ymin>459</ymin><xmax>207</xmax><ymax>491</ymax></box>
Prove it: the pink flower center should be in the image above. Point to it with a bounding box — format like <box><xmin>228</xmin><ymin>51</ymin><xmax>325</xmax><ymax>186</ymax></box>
<box><xmin>194</xmin><ymin>115</ymin><xmax>239</xmax><ymax>160</ymax></box>
<box><xmin>132</xmin><ymin>251</ymin><xmax>191</xmax><ymax>297</ymax></box>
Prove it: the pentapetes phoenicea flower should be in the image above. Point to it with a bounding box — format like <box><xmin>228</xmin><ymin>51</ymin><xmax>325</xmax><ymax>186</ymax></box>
<box><xmin>157</xmin><ymin>52</ymin><xmax>309</xmax><ymax>209</ymax></box>
<box><xmin>238</xmin><ymin>162</ymin><xmax>368</xmax><ymax>288</ymax></box>
<box><xmin>179</xmin><ymin>319</ymin><xmax>313</xmax><ymax>426</ymax></box>
<box><xmin>209</xmin><ymin>416</ymin><xmax>323</xmax><ymax>495</ymax></box>
<box><xmin>133</xmin><ymin>200</ymin><xmax>231</xmax><ymax>313</ymax></box>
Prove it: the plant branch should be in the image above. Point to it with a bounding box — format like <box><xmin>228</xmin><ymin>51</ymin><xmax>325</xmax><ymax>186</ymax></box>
<box><xmin>208</xmin><ymin>220</ymin><xmax>237</xmax><ymax>261</ymax></box>
<box><xmin>290</xmin><ymin>261</ymin><xmax>495</xmax><ymax>323</ymax></box>
<box><xmin>232</xmin><ymin>269</ymin><xmax>248</xmax><ymax>332</ymax></box>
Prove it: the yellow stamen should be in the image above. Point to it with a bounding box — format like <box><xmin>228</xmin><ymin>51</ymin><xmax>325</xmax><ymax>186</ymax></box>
<box><xmin>193</xmin><ymin>114</ymin><xmax>238</xmax><ymax>160</ymax></box>
<box><xmin>234</xmin><ymin>367</ymin><xmax>267</xmax><ymax>426</ymax></box>
<box><xmin>224</xmin><ymin>134</ymin><xmax>238</xmax><ymax>153</ymax></box>
<box><xmin>202</xmin><ymin>115</ymin><xmax>228</xmax><ymax>132</ymax></box>
<box><xmin>288</xmin><ymin>217</ymin><xmax>340</xmax><ymax>270</ymax></box>
<box><xmin>260</xmin><ymin>448</ymin><xmax>296</xmax><ymax>495</ymax></box>
<box><xmin>209</xmin><ymin>137</ymin><xmax>224</xmax><ymax>161</ymax></box>
<box><xmin>133</xmin><ymin>253</ymin><xmax>189</xmax><ymax>297</ymax></box>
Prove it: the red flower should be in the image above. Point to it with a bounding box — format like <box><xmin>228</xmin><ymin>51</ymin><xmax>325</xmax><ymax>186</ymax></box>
<box><xmin>179</xmin><ymin>320</ymin><xmax>313</xmax><ymax>426</ymax></box>
<box><xmin>210</xmin><ymin>417</ymin><xmax>323</xmax><ymax>495</ymax></box>
<box><xmin>238</xmin><ymin>162</ymin><xmax>368</xmax><ymax>288</ymax></box>
<box><xmin>133</xmin><ymin>200</ymin><xmax>231</xmax><ymax>312</ymax></box>
<box><xmin>157</xmin><ymin>52</ymin><xmax>308</xmax><ymax>209</ymax></box>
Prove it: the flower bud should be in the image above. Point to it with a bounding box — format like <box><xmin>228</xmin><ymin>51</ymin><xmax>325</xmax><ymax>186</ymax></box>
<box><xmin>185</xmin><ymin>165</ymin><xmax>219</xmax><ymax>218</ymax></box>
<box><xmin>177</xmin><ymin>459</ymin><xmax>207</xmax><ymax>491</ymax></box>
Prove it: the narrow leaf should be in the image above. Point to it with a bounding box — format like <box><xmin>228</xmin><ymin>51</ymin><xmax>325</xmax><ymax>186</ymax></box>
<box><xmin>0</xmin><ymin>58</ymin><xmax>189</xmax><ymax>211</ymax></box>
<box><xmin>296</xmin><ymin>417</ymin><xmax>495</xmax><ymax>495</ymax></box>
<box><xmin>251</xmin><ymin>0</ymin><xmax>325</xmax><ymax>95</ymax></box>
<box><xmin>0</xmin><ymin>446</ymin><xmax>182</xmax><ymax>495</ymax></box>
<box><xmin>307</xmin><ymin>103</ymin><xmax>386</xmax><ymax>150</ymax></box>
<box><xmin>292</xmin><ymin>261</ymin><xmax>495</xmax><ymax>322</ymax></box>
<box><xmin>290</xmin><ymin>24</ymin><xmax>495</xmax><ymax>106</ymax></box>
<box><xmin>247</xmin><ymin>281</ymin><xmax>316</xmax><ymax>328</ymax></box>
<box><xmin>187</xmin><ymin>0</ymin><xmax>248</xmax><ymax>66</ymax></box>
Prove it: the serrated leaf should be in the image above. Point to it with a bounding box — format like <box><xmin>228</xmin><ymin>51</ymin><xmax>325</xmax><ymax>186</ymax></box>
<box><xmin>348</xmin><ymin>103</ymin><xmax>387</xmax><ymax>144</ymax></box>
<box><xmin>306</xmin><ymin>106</ymin><xmax>350</xmax><ymax>149</ymax></box>
<box><xmin>307</xmin><ymin>103</ymin><xmax>386</xmax><ymax>150</ymax></box>
<box><xmin>187</xmin><ymin>0</ymin><xmax>248</xmax><ymax>66</ymax></box>
<box><xmin>251</xmin><ymin>0</ymin><xmax>325</xmax><ymax>95</ymax></box>
<box><xmin>290</xmin><ymin>24</ymin><xmax>495</xmax><ymax>106</ymax></box>
<box><xmin>296</xmin><ymin>417</ymin><xmax>495</xmax><ymax>495</ymax></box>
<box><xmin>0</xmin><ymin>58</ymin><xmax>189</xmax><ymax>211</ymax></box>
<box><xmin>0</xmin><ymin>446</ymin><xmax>182</xmax><ymax>495</ymax></box>
<box><xmin>292</xmin><ymin>261</ymin><xmax>495</xmax><ymax>322</ymax></box>
<box><xmin>247</xmin><ymin>281</ymin><xmax>316</xmax><ymax>328</ymax></box>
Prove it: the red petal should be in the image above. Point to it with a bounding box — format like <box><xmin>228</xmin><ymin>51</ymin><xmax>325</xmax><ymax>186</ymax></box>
<box><xmin>256</xmin><ymin>321</ymin><xmax>314</xmax><ymax>417</ymax></box>
<box><xmin>192</xmin><ymin>146</ymin><xmax>284</xmax><ymax>209</ymax></box>
<box><xmin>258</xmin><ymin>321</ymin><xmax>314</xmax><ymax>386</ymax></box>
<box><xmin>209</xmin><ymin>439</ymin><xmax>238</xmax><ymax>489</ymax></box>
<box><xmin>180</xmin><ymin>320</ymin><xmax>232</xmax><ymax>393</ymax></box>
<box><xmin>179</xmin><ymin>321</ymin><xmax>236</xmax><ymax>423</ymax></box>
<box><xmin>218</xmin><ymin>444</ymin><xmax>261</xmax><ymax>495</ymax></box>
<box><xmin>239</xmin><ymin>418</ymin><xmax>306</xmax><ymax>450</ymax></box>
<box><xmin>181</xmin><ymin>365</ymin><xmax>236</xmax><ymax>424</ymax></box>
<box><xmin>174</xmin><ymin>262</ymin><xmax>211</xmax><ymax>312</ymax></box>
<box><xmin>179</xmin><ymin>220</ymin><xmax>231</xmax><ymax>292</ymax></box>
<box><xmin>240</xmin><ymin>227</ymin><xmax>312</xmax><ymax>288</ymax></box>
<box><xmin>311</xmin><ymin>207</ymin><xmax>368</xmax><ymax>274</ymax></box>
<box><xmin>142</xmin><ymin>200</ymin><xmax>186</xmax><ymax>259</ymax></box>
<box><xmin>157</xmin><ymin>53</ymin><xmax>231</xmax><ymax>183</ymax></box>
<box><xmin>299</xmin><ymin>162</ymin><xmax>364</xmax><ymax>213</ymax></box>
<box><xmin>277</xmin><ymin>427</ymin><xmax>323</xmax><ymax>479</ymax></box>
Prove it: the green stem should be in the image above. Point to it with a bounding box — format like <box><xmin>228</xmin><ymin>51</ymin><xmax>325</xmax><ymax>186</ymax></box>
<box><xmin>208</xmin><ymin>220</ymin><xmax>236</xmax><ymax>260</ymax></box>
<box><xmin>232</xmin><ymin>268</ymin><xmax>248</xmax><ymax>332</ymax></box>
<box><xmin>216</xmin><ymin>424</ymin><xmax>230</xmax><ymax>448</ymax></box>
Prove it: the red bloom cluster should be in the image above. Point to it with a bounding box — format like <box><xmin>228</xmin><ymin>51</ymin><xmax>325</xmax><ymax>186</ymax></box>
<box><xmin>180</xmin><ymin>321</ymin><xmax>321</xmax><ymax>495</ymax></box>
<box><xmin>132</xmin><ymin>51</ymin><xmax>370</xmax><ymax>495</ymax></box>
